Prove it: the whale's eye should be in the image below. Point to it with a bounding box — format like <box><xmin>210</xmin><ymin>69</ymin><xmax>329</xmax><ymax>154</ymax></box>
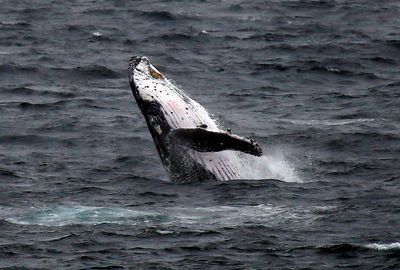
<box><xmin>149</xmin><ymin>67</ymin><xmax>163</xmax><ymax>79</ymax></box>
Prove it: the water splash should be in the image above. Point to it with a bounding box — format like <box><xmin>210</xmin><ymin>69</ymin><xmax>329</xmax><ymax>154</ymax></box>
<box><xmin>241</xmin><ymin>153</ymin><xmax>300</xmax><ymax>182</ymax></box>
<box><xmin>222</xmin><ymin>147</ymin><xmax>301</xmax><ymax>182</ymax></box>
<box><xmin>212</xmin><ymin>117</ymin><xmax>301</xmax><ymax>182</ymax></box>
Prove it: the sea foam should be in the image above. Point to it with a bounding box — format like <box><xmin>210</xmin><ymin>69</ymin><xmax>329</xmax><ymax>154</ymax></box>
<box><xmin>365</xmin><ymin>242</ymin><xmax>400</xmax><ymax>250</ymax></box>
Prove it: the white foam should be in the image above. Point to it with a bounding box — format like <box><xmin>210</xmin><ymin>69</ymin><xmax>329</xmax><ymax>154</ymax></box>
<box><xmin>1</xmin><ymin>21</ymin><xmax>20</xmax><ymax>25</ymax></box>
<box><xmin>4</xmin><ymin>204</ymin><xmax>321</xmax><ymax>228</ymax></box>
<box><xmin>5</xmin><ymin>206</ymin><xmax>166</xmax><ymax>226</ymax></box>
<box><xmin>365</xmin><ymin>242</ymin><xmax>400</xmax><ymax>250</ymax></box>
<box><xmin>276</xmin><ymin>118</ymin><xmax>375</xmax><ymax>126</ymax></box>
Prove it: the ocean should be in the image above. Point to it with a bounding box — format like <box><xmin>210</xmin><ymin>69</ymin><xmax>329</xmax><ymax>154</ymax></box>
<box><xmin>1</xmin><ymin>0</ymin><xmax>399</xmax><ymax>269</ymax></box>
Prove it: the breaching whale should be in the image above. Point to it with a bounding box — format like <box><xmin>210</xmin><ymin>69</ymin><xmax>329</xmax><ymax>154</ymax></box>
<box><xmin>128</xmin><ymin>56</ymin><xmax>263</xmax><ymax>182</ymax></box>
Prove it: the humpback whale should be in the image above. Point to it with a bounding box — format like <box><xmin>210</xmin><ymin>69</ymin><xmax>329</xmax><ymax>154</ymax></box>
<box><xmin>128</xmin><ymin>56</ymin><xmax>263</xmax><ymax>182</ymax></box>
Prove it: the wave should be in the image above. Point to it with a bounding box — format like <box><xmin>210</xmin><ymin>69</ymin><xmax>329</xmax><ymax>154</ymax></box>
<box><xmin>0</xmin><ymin>63</ymin><xmax>38</xmax><ymax>74</ymax></box>
<box><xmin>282</xmin><ymin>0</ymin><xmax>336</xmax><ymax>9</ymax></box>
<box><xmin>275</xmin><ymin>118</ymin><xmax>376</xmax><ymax>126</ymax></box>
<box><xmin>220</xmin><ymin>32</ymin><xmax>296</xmax><ymax>42</ymax></box>
<box><xmin>18</xmin><ymin>100</ymin><xmax>66</xmax><ymax>110</ymax></box>
<box><xmin>246</xmin><ymin>32</ymin><xmax>297</xmax><ymax>41</ymax></box>
<box><xmin>254</xmin><ymin>63</ymin><xmax>289</xmax><ymax>71</ymax></box>
<box><xmin>0</xmin><ymin>168</ymin><xmax>20</xmax><ymax>178</ymax></box>
<box><xmin>3</xmin><ymin>204</ymin><xmax>323</xmax><ymax>228</ymax></box>
<box><xmin>142</xmin><ymin>10</ymin><xmax>177</xmax><ymax>20</ymax></box>
<box><xmin>82</xmin><ymin>8</ymin><xmax>115</xmax><ymax>15</ymax></box>
<box><xmin>319</xmin><ymin>243</ymin><xmax>362</xmax><ymax>252</ymax></box>
<box><xmin>250</xmin><ymin>59</ymin><xmax>379</xmax><ymax>79</ymax></box>
<box><xmin>365</xmin><ymin>242</ymin><xmax>400</xmax><ymax>251</ymax></box>
<box><xmin>13</xmin><ymin>7</ymin><xmax>52</xmax><ymax>15</ymax></box>
<box><xmin>123</xmin><ymin>38</ymin><xmax>137</xmax><ymax>46</ymax></box>
<box><xmin>368</xmin><ymin>81</ymin><xmax>400</xmax><ymax>96</ymax></box>
<box><xmin>0</xmin><ymin>63</ymin><xmax>120</xmax><ymax>80</ymax></box>
<box><xmin>141</xmin><ymin>10</ymin><xmax>199</xmax><ymax>21</ymax></box>
<box><xmin>0</xmin><ymin>98</ymin><xmax>107</xmax><ymax>111</ymax></box>
<box><xmin>386</xmin><ymin>39</ymin><xmax>400</xmax><ymax>48</ymax></box>
<box><xmin>367</xmin><ymin>56</ymin><xmax>397</xmax><ymax>65</ymax></box>
<box><xmin>0</xmin><ymin>134</ymin><xmax>56</xmax><ymax>144</ymax></box>
<box><xmin>2</xmin><ymin>86</ymin><xmax>35</xmax><ymax>95</ymax></box>
<box><xmin>40</xmin><ymin>90</ymin><xmax>75</xmax><ymax>98</ymax></box>
<box><xmin>60</xmin><ymin>65</ymin><xmax>121</xmax><ymax>79</ymax></box>
<box><xmin>89</xmin><ymin>32</ymin><xmax>112</xmax><ymax>42</ymax></box>
<box><xmin>1</xmin><ymin>21</ymin><xmax>30</xmax><ymax>27</ymax></box>
<box><xmin>320</xmin><ymin>242</ymin><xmax>400</xmax><ymax>252</ymax></box>
<box><xmin>160</xmin><ymin>33</ymin><xmax>195</xmax><ymax>41</ymax></box>
<box><xmin>145</xmin><ymin>32</ymin><xmax>208</xmax><ymax>42</ymax></box>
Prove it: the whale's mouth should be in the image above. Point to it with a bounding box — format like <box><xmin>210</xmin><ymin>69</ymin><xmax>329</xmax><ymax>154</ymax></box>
<box><xmin>128</xmin><ymin>56</ymin><xmax>146</xmax><ymax>79</ymax></box>
<box><xmin>129</xmin><ymin>56</ymin><xmax>163</xmax><ymax>81</ymax></box>
<box><xmin>129</xmin><ymin>56</ymin><xmax>142</xmax><ymax>67</ymax></box>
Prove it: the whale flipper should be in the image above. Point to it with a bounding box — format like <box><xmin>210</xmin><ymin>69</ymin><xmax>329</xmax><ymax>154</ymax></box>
<box><xmin>169</xmin><ymin>128</ymin><xmax>263</xmax><ymax>157</ymax></box>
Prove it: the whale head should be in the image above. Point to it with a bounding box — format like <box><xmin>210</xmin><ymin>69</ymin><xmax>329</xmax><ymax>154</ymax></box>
<box><xmin>129</xmin><ymin>56</ymin><xmax>174</xmax><ymax>167</ymax></box>
<box><xmin>129</xmin><ymin>56</ymin><xmax>166</xmax><ymax>103</ymax></box>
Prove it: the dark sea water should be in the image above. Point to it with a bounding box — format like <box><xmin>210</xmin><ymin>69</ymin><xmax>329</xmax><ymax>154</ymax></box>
<box><xmin>1</xmin><ymin>0</ymin><xmax>400</xmax><ymax>269</ymax></box>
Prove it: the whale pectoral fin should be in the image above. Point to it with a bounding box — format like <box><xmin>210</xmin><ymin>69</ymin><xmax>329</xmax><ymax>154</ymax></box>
<box><xmin>168</xmin><ymin>128</ymin><xmax>263</xmax><ymax>157</ymax></box>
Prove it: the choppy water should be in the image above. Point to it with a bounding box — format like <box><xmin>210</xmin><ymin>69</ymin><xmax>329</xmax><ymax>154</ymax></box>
<box><xmin>1</xmin><ymin>0</ymin><xmax>400</xmax><ymax>269</ymax></box>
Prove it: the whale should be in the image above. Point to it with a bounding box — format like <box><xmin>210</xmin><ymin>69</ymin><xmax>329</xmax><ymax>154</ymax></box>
<box><xmin>128</xmin><ymin>56</ymin><xmax>263</xmax><ymax>182</ymax></box>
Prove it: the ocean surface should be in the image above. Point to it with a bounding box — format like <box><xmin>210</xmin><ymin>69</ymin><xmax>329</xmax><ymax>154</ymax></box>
<box><xmin>1</xmin><ymin>0</ymin><xmax>400</xmax><ymax>269</ymax></box>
